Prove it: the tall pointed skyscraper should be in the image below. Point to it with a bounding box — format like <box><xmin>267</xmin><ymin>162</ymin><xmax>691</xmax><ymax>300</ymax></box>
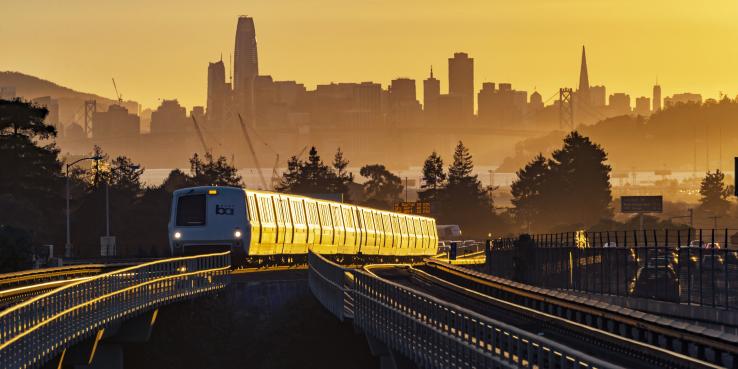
<box><xmin>234</xmin><ymin>16</ymin><xmax>258</xmax><ymax>119</ymax></box>
<box><xmin>577</xmin><ymin>46</ymin><xmax>590</xmax><ymax>105</ymax></box>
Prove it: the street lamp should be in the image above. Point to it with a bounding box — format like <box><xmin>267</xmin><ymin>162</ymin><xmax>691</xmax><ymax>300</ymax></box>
<box><xmin>65</xmin><ymin>155</ymin><xmax>102</xmax><ymax>258</ymax></box>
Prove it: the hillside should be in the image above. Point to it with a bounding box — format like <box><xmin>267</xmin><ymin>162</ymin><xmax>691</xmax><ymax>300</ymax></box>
<box><xmin>497</xmin><ymin>100</ymin><xmax>738</xmax><ymax>173</ymax></box>
<box><xmin>0</xmin><ymin>71</ymin><xmax>138</xmax><ymax>125</ymax></box>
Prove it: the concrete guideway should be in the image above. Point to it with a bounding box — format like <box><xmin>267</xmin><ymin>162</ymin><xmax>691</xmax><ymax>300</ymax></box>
<box><xmin>420</xmin><ymin>260</ymin><xmax>737</xmax><ymax>368</ymax></box>
<box><xmin>308</xmin><ymin>251</ymin><xmax>626</xmax><ymax>369</ymax></box>
<box><xmin>0</xmin><ymin>252</ymin><xmax>231</xmax><ymax>369</ymax></box>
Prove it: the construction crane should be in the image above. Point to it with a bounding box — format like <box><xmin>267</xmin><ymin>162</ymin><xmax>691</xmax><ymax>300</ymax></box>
<box><xmin>111</xmin><ymin>78</ymin><xmax>123</xmax><ymax>104</ymax></box>
<box><xmin>191</xmin><ymin>115</ymin><xmax>211</xmax><ymax>155</ymax></box>
<box><xmin>237</xmin><ymin>113</ymin><xmax>268</xmax><ymax>190</ymax></box>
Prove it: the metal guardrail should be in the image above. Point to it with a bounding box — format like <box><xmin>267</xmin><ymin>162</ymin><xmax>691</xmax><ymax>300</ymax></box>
<box><xmin>308</xmin><ymin>252</ymin><xmax>623</xmax><ymax>369</ymax></box>
<box><xmin>0</xmin><ymin>264</ymin><xmax>105</xmax><ymax>289</ymax></box>
<box><xmin>0</xmin><ymin>252</ymin><xmax>231</xmax><ymax>369</ymax></box>
<box><xmin>307</xmin><ymin>252</ymin><xmax>354</xmax><ymax>321</ymax></box>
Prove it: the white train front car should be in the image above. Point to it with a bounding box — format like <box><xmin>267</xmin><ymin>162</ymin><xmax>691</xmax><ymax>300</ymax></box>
<box><xmin>168</xmin><ymin>186</ymin><xmax>248</xmax><ymax>259</ymax></box>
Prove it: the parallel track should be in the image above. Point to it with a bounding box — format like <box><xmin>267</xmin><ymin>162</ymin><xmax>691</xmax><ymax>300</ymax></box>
<box><xmin>368</xmin><ymin>264</ymin><xmax>724</xmax><ymax>369</ymax></box>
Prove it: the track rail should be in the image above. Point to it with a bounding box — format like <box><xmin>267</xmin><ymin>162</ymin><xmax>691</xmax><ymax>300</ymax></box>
<box><xmin>424</xmin><ymin>260</ymin><xmax>737</xmax><ymax>368</ymax></box>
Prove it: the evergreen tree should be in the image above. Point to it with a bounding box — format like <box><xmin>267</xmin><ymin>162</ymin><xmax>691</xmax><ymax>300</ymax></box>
<box><xmin>510</xmin><ymin>131</ymin><xmax>612</xmax><ymax>231</ymax></box>
<box><xmin>698</xmin><ymin>169</ymin><xmax>733</xmax><ymax>217</ymax></box>
<box><xmin>419</xmin><ymin>151</ymin><xmax>446</xmax><ymax>202</ymax></box>
<box><xmin>436</xmin><ymin>141</ymin><xmax>494</xmax><ymax>237</ymax></box>
<box><xmin>332</xmin><ymin>147</ymin><xmax>354</xmax><ymax>201</ymax></box>
<box><xmin>276</xmin><ymin>147</ymin><xmax>349</xmax><ymax>199</ymax></box>
<box><xmin>189</xmin><ymin>152</ymin><xmax>243</xmax><ymax>186</ymax></box>
<box><xmin>510</xmin><ymin>154</ymin><xmax>550</xmax><ymax>231</ymax></box>
<box><xmin>109</xmin><ymin>155</ymin><xmax>144</xmax><ymax>195</ymax></box>
<box><xmin>548</xmin><ymin>131</ymin><xmax>612</xmax><ymax>227</ymax></box>
<box><xmin>0</xmin><ymin>99</ymin><xmax>55</xmax><ymax>137</ymax></box>
<box><xmin>0</xmin><ymin>99</ymin><xmax>63</xmax><ymax>246</ymax></box>
<box><xmin>359</xmin><ymin>164</ymin><xmax>403</xmax><ymax>209</ymax></box>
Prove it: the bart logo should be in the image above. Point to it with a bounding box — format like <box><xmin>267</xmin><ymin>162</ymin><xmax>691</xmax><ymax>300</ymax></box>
<box><xmin>215</xmin><ymin>204</ymin><xmax>234</xmax><ymax>215</ymax></box>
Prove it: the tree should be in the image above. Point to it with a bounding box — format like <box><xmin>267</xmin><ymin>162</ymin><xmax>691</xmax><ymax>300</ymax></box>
<box><xmin>359</xmin><ymin>164</ymin><xmax>403</xmax><ymax>209</ymax></box>
<box><xmin>419</xmin><ymin>151</ymin><xmax>446</xmax><ymax>202</ymax></box>
<box><xmin>510</xmin><ymin>131</ymin><xmax>613</xmax><ymax>231</ymax></box>
<box><xmin>698</xmin><ymin>169</ymin><xmax>733</xmax><ymax>217</ymax></box>
<box><xmin>276</xmin><ymin>147</ymin><xmax>352</xmax><ymax>201</ymax></box>
<box><xmin>548</xmin><ymin>131</ymin><xmax>612</xmax><ymax>227</ymax></box>
<box><xmin>189</xmin><ymin>153</ymin><xmax>243</xmax><ymax>187</ymax></box>
<box><xmin>436</xmin><ymin>141</ymin><xmax>495</xmax><ymax>237</ymax></box>
<box><xmin>109</xmin><ymin>155</ymin><xmax>145</xmax><ymax>194</ymax></box>
<box><xmin>332</xmin><ymin>148</ymin><xmax>354</xmax><ymax>201</ymax></box>
<box><xmin>0</xmin><ymin>225</ymin><xmax>34</xmax><ymax>273</ymax></box>
<box><xmin>0</xmin><ymin>99</ymin><xmax>55</xmax><ymax>138</ymax></box>
<box><xmin>0</xmin><ymin>99</ymin><xmax>63</xmax><ymax>245</ymax></box>
<box><xmin>510</xmin><ymin>154</ymin><xmax>549</xmax><ymax>230</ymax></box>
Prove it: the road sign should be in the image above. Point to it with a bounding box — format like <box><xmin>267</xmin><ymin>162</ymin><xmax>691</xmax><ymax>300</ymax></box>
<box><xmin>620</xmin><ymin>196</ymin><xmax>663</xmax><ymax>213</ymax></box>
<box><xmin>393</xmin><ymin>201</ymin><xmax>431</xmax><ymax>215</ymax></box>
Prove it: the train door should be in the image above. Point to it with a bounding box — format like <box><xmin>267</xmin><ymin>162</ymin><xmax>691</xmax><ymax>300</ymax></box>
<box><xmin>373</xmin><ymin>211</ymin><xmax>385</xmax><ymax>254</ymax></box>
<box><xmin>304</xmin><ymin>199</ymin><xmax>320</xmax><ymax>250</ymax></box>
<box><xmin>341</xmin><ymin>205</ymin><xmax>357</xmax><ymax>254</ymax></box>
<box><xmin>317</xmin><ymin>202</ymin><xmax>335</xmax><ymax>254</ymax></box>
<box><xmin>361</xmin><ymin>209</ymin><xmax>376</xmax><ymax>255</ymax></box>
<box><xmin>405</xmin><ymin>216</ymin><xmax>416</xmax><ymax>254</ymax></box>
<box><xmin>380</xmin><ymin>213</ymin><xmax>394</xmax><ymax>255</ymax></box>
<box><xmin>245</xmin><ymin>191</ymin><xmax>261</xmax><ymax>255</ymax></box>
<box><xmin>279</xmin><ymin>196</ymin><xmax>295</xmax><ymax>253</ymax></box>
<box><xmin>256</xmin><ymin>193</ymin><xmax>277</xmax><ymax>255</ymax></box>
<box><xmin>397</xmin><ymin>215</ymin><xmax>408</xmax><ymax>256</ymax></box>
<box><xmin>272</xmin><ymin>195</ymin><xmax>286</xmax><ymax>255</ymax></box>
<box><xmin>414</xmin><ymin>218</ymin><xmax>425</xmax><ymax>254</ymax></box>
<box><xmin>330</xmin><ymin>204</ymin><xmax>345</xmax><ymax>252</ymax></box>
<box><xmin>290</xmin><ymin>198</ymin><xmax>308</xmax><ymax>253</ymax></box>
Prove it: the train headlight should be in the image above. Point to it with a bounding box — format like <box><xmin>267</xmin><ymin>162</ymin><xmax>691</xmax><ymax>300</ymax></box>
<box><xmin>174</xmin><ymin>231</ymin><xmax>181</xmax><ymax>239</ymax></box>
<box><xmin>234</xmin><ymin>230</ymin><xmax>242</xmax><ymax>238</ymax></box>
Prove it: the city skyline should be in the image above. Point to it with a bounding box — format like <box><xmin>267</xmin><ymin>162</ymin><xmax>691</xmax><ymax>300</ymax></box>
<box><xmin>3</xmin><ymin>0</ymin><xmax>738</xmax><ymax>109</ymax></box>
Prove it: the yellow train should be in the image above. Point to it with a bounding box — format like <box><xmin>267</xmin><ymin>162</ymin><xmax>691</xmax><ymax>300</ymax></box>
<box><xmin>168</xmin><ymin>186</ymin><xmax>439</xmax><ymax>265</ymax></box>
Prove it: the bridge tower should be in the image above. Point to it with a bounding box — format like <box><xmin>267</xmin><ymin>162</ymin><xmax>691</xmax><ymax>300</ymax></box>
<box><xmin>84</xmin><ymin>100</ymin><xmax>96</xmax><ymax>137</ymax></box>
<box><xmin>558</xmin><ymin>88</ymin><xmax>574</xmax><ymax>130</ymax></box>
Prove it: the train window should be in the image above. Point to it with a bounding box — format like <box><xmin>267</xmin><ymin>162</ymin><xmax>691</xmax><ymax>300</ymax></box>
<box><xmin>176</xmin><ymin>194</ymin><xmax>205</xmax><ymax>226</ymax></box>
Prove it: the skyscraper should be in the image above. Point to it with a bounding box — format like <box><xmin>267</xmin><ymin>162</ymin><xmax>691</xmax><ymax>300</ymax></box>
<box><xmin>233</xmin><ymin>16</ymin><xmax>258</xmax><ymax>119</ymax></box>
<box><xmin>448</xmin><ymin>52</ymin><xmax>474</xmax><ymax>118</ymax></box>
<box><xmin>652</xmin><ymin>84</ymin><xmax>662</xmax><ymax>112</ymax></box>
<box><xmin>207</xmin><ymin>58</ymin><xmax>229</xmax><ymax>126</ymax></box>
<box><xmin>423</xmin><ymin>66</ymin><xmax>440</xmax><ymax>114</ymax></box>
<box><xmin>577</xmin><ymin>46</ymin><xmax>590</xmax><ymax>106</ymax></box>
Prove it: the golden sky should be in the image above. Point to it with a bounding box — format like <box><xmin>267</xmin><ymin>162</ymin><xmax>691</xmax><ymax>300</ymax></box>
<box><xmin>3</xmin><ymin>0</ymin><xmax>738</xmax><ymax>110</ymax></box>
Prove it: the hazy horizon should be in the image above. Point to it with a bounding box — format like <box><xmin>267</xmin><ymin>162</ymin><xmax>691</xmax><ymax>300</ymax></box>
<box><xmin>3</xmin><ymin>0</ymin><xmax>738</xmax><ymax>109</ymax></box>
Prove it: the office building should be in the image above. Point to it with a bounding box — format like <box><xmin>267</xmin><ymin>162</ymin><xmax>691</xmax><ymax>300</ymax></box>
<box><xmin>634</xmin><ymin>96</ymin><xmax>651</xmax><ymax>116</ymax></box>
<box><xmin>423</xmin><ymin>67</ymin><xmax>440</xmax><ymax>114</ymax></box>
<box><xmin>207</xmin><ymin>59</ymin><xmax>230</xmax><ymax>126</ymax></box>
<box><xmin>150</xmin><ymin>99</ymin><xmax>189</xmax><ymax>134</ymax></box>
<box><xmin>664</xmin><ymin>93</ymin><xmax>702</xmax><ymax>107</ymax></box>
<box><xmin>233</xmin><ymin>16</ymin><xmax>259</xmax><ymax>118</ymax></box>
<box><xmin>93</xmin><ymin>104</ymin><xmax>140</xmax><ymax>139</ymax></box>
<box><xmin>653</xmin><ymin>84</ymin><xmax>662</xmax><ymax>112</ymax></box>
<box><xmin>608</xmin><ymin>93</ymin><xmax>631</xmax><ymax>116</ymax></box>
<box><xmin>448</xmin><ymin>52</ymin><xmax>474</xmax><ymax>118</ymax></box>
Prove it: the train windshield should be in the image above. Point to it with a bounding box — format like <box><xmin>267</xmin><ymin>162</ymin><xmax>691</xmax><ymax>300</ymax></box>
<box><xmin>176</xmin><ymin>194</ymin><xmax>206</xmax><ymax>226</ymax></box>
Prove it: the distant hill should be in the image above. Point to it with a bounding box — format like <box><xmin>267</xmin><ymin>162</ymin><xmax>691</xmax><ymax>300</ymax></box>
<box><xmin>0</xmin><ymin>71</ymin><xmax>139</xmax><ymax>126</ymax></box>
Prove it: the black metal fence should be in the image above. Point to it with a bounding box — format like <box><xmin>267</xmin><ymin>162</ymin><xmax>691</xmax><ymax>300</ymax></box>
<box><xmin>487</xmin><ymin>229</ymin><xmax>738</xmax><ymax>310</ymax></box>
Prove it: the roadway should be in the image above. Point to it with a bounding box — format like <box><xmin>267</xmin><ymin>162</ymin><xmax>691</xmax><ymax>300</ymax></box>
<box><xmin>367</xmin><ymin>263</ymin><xmax>723</xmax><ymax>369</ymax></box>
